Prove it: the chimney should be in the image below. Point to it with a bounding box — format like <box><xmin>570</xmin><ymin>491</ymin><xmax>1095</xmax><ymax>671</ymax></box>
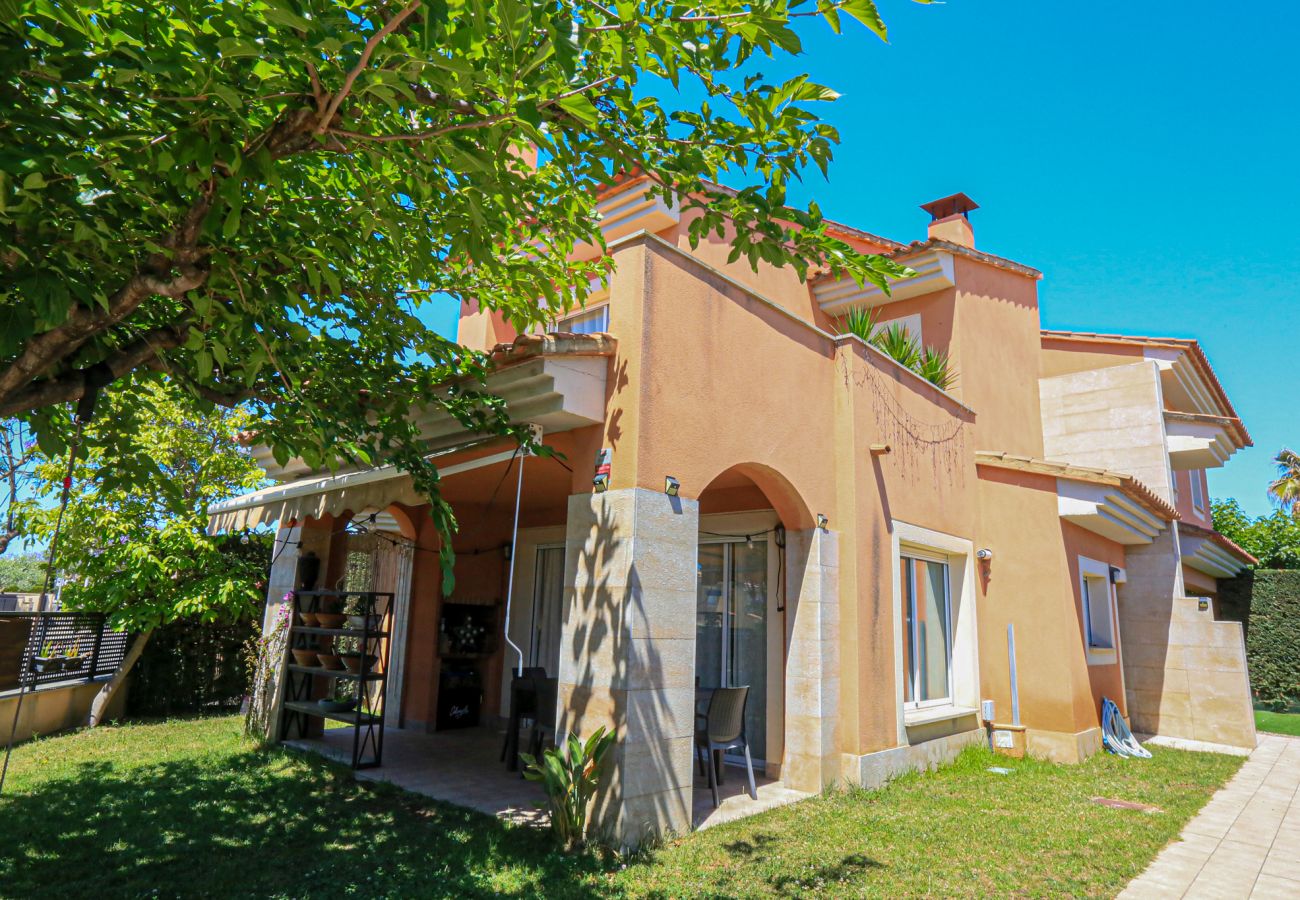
<box><xmin>920</xmin><ymin>192</ymin><xmax>979</xmax><ymax>248</ymax></box>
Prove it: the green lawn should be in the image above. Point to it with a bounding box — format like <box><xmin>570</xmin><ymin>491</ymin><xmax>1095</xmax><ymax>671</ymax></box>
<box><xmin>1256</xmin><ymin>708</ymin><xmax>1300</xmax><ymax>736</ymax></box>
<box><xmin>0</xmin><ymin>716</ymin><xmax>1242</xmax><ymax>898</ymax></box>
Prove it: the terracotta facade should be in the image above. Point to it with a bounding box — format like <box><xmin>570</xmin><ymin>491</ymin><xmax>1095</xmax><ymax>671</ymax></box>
<box><xmin>218</xmin><ymin>188</ymin><xmax>1258</xmax><ymax>844</ymax></box>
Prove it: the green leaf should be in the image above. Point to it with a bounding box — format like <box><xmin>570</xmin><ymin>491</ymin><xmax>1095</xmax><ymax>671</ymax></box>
<box><xmin>842</xmin><ymin>0</ymin><xmax>889</xmax><ymax>41</ymax></box>
<box><xmin>222</xmin><ymin>203</ymin><xmax>242</xmax><ymax>240</ymax></box>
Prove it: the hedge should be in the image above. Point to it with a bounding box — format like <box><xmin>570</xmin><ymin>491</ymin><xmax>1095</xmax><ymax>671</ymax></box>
<box><xmin>1219</xmin><ymin>569</ymin><xmax>1300</xmax><ymax>706</ymax></box>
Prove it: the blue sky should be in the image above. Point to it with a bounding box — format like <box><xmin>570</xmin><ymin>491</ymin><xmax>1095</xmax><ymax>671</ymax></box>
<box><xmin>436</xmin><ymin>2</ymin><xmax>1300</xmax><ymax>515</ymax></box>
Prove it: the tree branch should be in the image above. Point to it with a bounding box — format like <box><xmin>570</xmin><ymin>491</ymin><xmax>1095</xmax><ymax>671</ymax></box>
<box><xmin>328</xmin><ymin>114</ymin><xmax>511</xmax><ymax>143</ymax></box>
<box><xmin>0</xmin><ymin>263</ymin><xmax>208</xmax><ymax>409</ymax></box>
<box><xmin>316</xmin><ymin>0</ymin><xmax>423</xmax><ymax>134</ymax></box>
<box><xmin>0</xmin><ymin>325</ymin><xmax>191</xmax><ymax>417</ymax></box>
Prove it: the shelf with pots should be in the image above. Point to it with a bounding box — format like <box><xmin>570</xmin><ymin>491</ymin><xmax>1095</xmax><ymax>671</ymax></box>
<box><xmin>277</xmin><ymin>590</ymin><xmax>393</xmax><ymax>769</ymax></box>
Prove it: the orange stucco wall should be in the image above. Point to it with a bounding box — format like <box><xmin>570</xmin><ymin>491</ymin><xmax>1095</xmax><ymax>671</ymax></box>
<box><xmin>344</xmin><ymin>205</ymin><xmax>1167</xmax><ymax>762</ymax></box>
<box><xmin>1061</xmin><ymin>521</ymin><xmax>1128</xmax><ymax>720</ymax></box>
<box><xmin>1039</xmin><ymin>337</ymin><xmax>1145</xmax><ymax>378</ymax></box>
<box><xmin>1172</xmin><ymin>468</ymin><xmax>1214</xmax><ymax>529</ymax></box>
<box><xmin>972</xmin><ymin>466</ymin><xmax>1125</xmax><ymax>740</ymax></box>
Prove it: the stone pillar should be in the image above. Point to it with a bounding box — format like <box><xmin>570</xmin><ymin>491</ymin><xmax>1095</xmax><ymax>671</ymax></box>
<box><xmin>1119</xmin><ymin>529</ymin><xmax>1256</xmax><ymax>748</ymax></box>
<box><xmin>557</xmin><ymin>488</ymin><xmax>699</xmax><ymax>848</ymax></box>
<box><xmin>251</xmin><ymin>519</ymin><xmax>332</xmax><ymax>741</ymax></box>
<box><xmin>783</xmin><ymin>527</ymin><xmax>841</xmax><ymax>793</ymax></box>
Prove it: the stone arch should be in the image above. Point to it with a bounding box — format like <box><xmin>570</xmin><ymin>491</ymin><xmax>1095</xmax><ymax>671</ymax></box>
<box><xmin>697</xmin><ymin>461</ymin><xmax>816</xmax><ymax>530</ymax></box>
<box><xmin>696</xmin><ymin>462</ymin><xmax>834</xmax><ymax>796</ymax></box>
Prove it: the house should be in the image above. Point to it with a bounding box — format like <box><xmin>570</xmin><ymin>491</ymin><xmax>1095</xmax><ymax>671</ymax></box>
<box><xmin>209</xmin><ymin>183</ymin><xmax>1256</xmax><ymax>845</ymax></box>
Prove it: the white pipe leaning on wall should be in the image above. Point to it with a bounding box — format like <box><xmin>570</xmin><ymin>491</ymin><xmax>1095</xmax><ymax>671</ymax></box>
<box><xmin>1008</xmin><ymin>623</ymin><xmax>1021</xmax><ymax>727</ymax></box>
<box><xmin>502</xmin><ymin>451</ymin><xmax>528</xmax><ymax>678</ymax></box>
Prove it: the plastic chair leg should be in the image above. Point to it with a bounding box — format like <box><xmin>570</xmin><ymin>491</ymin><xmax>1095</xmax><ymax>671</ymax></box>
<box><xmin>743</xmin><ymin>744</ymin><xmax>758</xmax><ymax>800</ymax></box>
<box><xmin>707</xmin><ymin>745</ymin><xmax>720</xmax><ymax>807</ymax></box>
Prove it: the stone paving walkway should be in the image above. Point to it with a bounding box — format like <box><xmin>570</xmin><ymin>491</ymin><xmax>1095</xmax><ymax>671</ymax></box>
<box><xmin>1120</xmin><ymin>733</ymin><xmax>1300</xmax><ymax>899</ymax></box>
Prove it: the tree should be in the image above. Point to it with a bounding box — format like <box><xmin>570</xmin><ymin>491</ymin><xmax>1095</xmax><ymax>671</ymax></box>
<box><xmin>1212</xmin><ymin>497</ymin><xmax>1300</xmax><ymax>570</ymax></box>
<box><xmin>0</xmin><ymin>419</ymin><xmax>37</xmax><ymax>554</ymax></box>
<box><xmin>1268</xmin><ymin>448</ymin><xmax>1300</xmax><ymax>517</ymax></box>
<box><xmin>2</xmin><ymin>1</ymin><xmax>917</xmax><ymax>580</ymax></box>
<box><xmin>0</xmin><ymin>552</ymin><xmax>44</xmax><ymax>592</ymax></box>
<box><xmin>19</xmin><ymin>377</ymin><xmax>269</xmax><ymax>719</ymax></box>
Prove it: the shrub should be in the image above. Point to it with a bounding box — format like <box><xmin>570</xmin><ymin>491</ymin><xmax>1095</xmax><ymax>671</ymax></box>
<box><xmin>1219</xmin><ymin>569</ymin><xmax>1300</xmax><ymax>706</ymax></box>
<box><xmin>521</xmin><ymin>727</ymin><xmax>615</xmax><ymax>852</ymax></box>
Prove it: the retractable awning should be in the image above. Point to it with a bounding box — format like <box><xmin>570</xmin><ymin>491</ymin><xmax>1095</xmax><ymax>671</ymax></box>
<box><xmin>207</xmin><ymin>332</ymin><xmax>615</xmax><ymax>534</ymax></box>
<box><xmin>206</xmin><ymin>443</ymin><xmax>519</xmax><ymax>534</ymax></box>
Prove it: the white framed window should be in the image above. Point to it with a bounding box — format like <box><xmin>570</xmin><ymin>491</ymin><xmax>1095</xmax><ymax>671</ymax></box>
<box><xmin>900</xmin><ymin>548</ymin><xmax>952</xmax><ymax>708</ymax></box>
<box><xmin>1078</xmin><ymin>556</ymin><xmax>1117</xmax><ymax>664</ymax></box>
<box><xmin>554</xmin><ymin>304</ymin><xmax>609</xmax><ymax>334</ymax></box>
<box><xmin>1190</xmin><ymin>469</ymin><xmax>1205</xmax><ymax>514</ymax></box>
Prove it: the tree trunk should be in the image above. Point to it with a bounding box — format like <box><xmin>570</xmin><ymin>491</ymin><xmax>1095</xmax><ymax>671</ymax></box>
<box><xmin>87</xmin><ymin>628</ymin><xmax>153</xmax><ymax>727</ymax></box>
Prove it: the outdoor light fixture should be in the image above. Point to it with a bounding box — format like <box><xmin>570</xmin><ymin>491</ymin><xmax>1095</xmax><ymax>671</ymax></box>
<box><xmin>977</xmin><ymin>548</ymin><xmax>994</xmax><ymax>562</ymax></box>
<box><xmin>816</xmin><ymin>513</ymin><xmax>829</xmax><ymax>530</ymax></box>
<box><xmin>664</xmin><ymin>476</ymin><xmax>680</xmax><ymax>497</ymax></box>
<box><xmin>1110</xmin><ymin>566</ymin><xmax>1127</xmax><ymax>585</ymax></box>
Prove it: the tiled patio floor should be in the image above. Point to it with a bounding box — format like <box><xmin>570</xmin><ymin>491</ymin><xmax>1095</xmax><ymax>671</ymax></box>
<box><xmin>691</xmin><ymin>761</ymin><xmax>811</xmax><ymax>829</ymax></box>
<box><xmin>1120</xmin><ymin>733</ymin><xmax>1300</xmax><ymax>899</ymax></box>
<box><xmin>285</xmin><ymin>725</ymin><xmax>811</xmax><ymax>830</ymax></box>
<box><xmin>285</xmin><ymin>726</ymin><xmax>548</xmax><ymax>825</ymax></box>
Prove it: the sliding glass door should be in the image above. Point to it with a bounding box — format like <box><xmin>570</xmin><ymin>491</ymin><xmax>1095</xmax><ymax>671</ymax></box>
<box><xmin>696</xmin><ymin>539</ymin><xmax>768</xmax><ymax>762</ymax></box>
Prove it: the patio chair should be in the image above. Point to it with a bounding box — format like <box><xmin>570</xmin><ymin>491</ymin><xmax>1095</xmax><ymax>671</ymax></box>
<box><xmin>526</xmin><ymin>677</ymin><xmax>558</xmax><ymax>761</ymax></box>
<box><xmin>500</xmin><ymin>668</ymin><xmax>548</xmax><ymax>768</ymax></box>
<box><xmin>695</xmin><ymin>685</ymin><xmax>757</xmax><ymax>807</ymax></box>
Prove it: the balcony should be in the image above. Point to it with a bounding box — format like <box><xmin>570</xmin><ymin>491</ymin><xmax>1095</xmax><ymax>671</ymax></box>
<box><xmin>813</xmin><ymin>248</ymin><xmax>955</xmax><ymax>316</ymax></box>
<box><xmin>1179</xmin><ymin>522</ymin><xmax>1256</xmax><ymax>578</ymax></box>
<box><xmin>1164</xmin><ymin>411</ymin><xmax>1249</xmax><ymax>470</ymax></box>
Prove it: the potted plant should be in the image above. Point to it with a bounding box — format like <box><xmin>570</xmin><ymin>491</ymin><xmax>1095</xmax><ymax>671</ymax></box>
<box><xmin>343</xmin><ymin>595</ymin><xmax>380</xmax><ymax>632</ymax></box>
<box><xmin>63</xmin><ymin>642</ymin><xmax>84</xmax><ymax>670</ymax></box>
<box><xmin>334</xmin><ymin>635</ymin><xmax>376</xmax><ymax>674</ymax></box>
<box><xmin>33</xmin><ymin>641</ymin><xmax>66</xmax><ymax>674</ymax></box>
<box><xmin>318</xmin><ymin>682</ymin><xmax>358</xmax><ymax>713</ymax></box>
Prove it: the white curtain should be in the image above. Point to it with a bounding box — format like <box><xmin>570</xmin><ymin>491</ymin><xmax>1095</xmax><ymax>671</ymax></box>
<box><xmin>530</xmin><ymin>547</ymin><xmax>565</xmax><ymax>676</ymax></box>
<box><xmin>346</xmin><ymin>530</ymin><xmax>414</xmax><ymax>727</ymax></box>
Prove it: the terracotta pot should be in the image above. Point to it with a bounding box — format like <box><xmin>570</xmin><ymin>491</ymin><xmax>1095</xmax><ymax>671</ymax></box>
<box><xmin>346</xmin><ymin>614</ymin><xmax>380</xmax><ymax>632</ymax></box>
<box><xmin>298</xmin><ymin>611</ymin><xmax>319</xmax><ymax>627</ymax></box>
<box><xmin>290</xmin><ymin>649</ymin><xmax>319</xmax><ymax>667</ymax></box>
<box><xmin>341</xmin><ymin>654</ymin><xmax>377</xmax><ymax>674</ymax></box>
<box><xmin>316</xmin><ymin>653</ymin><xmax>344</xmax><ymax>671</ymax></box>
<box><xmin>315</xmin><ymin>613</ymin><xmax>346</xmax><ymax>630</ymax></box>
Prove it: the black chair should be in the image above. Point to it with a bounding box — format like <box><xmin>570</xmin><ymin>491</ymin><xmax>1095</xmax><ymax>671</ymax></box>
<box><xmin>695</xmin><ymin>685</ymin><xmax>758</xmax><ymax>806</ymax></box>
<box><xmin>526</xmin><ymin>677</ymin><xmax>558</xmax><ymax>761</ymax></box>
<box><xmin>500</xmin><ymin>667</ymin><xmax>548</xmax><ymax>768</ymax></box>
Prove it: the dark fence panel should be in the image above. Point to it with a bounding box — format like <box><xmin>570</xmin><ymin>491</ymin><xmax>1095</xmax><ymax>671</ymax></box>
<box><xmin>127</xmin><ymin>615</ymin><xmax>260</xmax><ymax>717</ymax></box>
<box><xmin>0</xmin><ymin>612</ymin><xmax>129</xmax><ymax>691</ymax></box>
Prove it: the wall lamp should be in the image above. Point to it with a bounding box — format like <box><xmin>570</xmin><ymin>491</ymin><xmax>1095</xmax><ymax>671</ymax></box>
<box><xmin>816</xmin><ymin>513</ymin><xmax>829</xmax><ymax>531</ymax></box>
<box><xmin>977</xmin><ymin>548</ymin><xmax>994</xmax><ymax>562</ymax></box>
<box><xmin>664</xmin><ymin>476</ymin><xmax>680</xmax><ymax>497</ymax></box>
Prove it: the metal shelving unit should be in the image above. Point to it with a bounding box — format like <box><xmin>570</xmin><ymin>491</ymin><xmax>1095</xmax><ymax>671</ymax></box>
<box><xmin>279</xmin><ymin>590</ymin><xmax>393</xmax><ymax>769</ymax></box>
